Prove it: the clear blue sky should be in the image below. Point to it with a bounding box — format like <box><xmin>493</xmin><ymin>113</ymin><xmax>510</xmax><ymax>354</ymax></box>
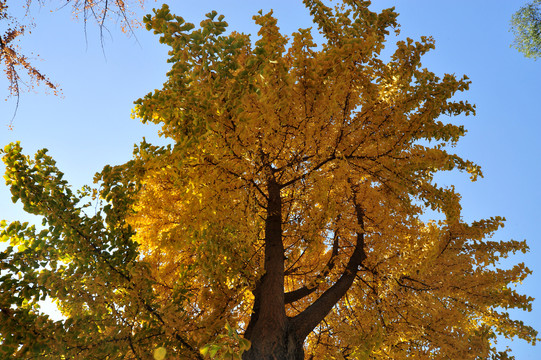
<box><xmin>1</xmin><ymin>1</ymin><xmax>539</xmax><ymax>358</ymax></box>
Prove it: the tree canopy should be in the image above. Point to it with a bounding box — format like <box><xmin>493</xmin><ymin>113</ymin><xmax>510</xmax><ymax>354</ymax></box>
<box><xmin>0</xmin><ymin>0</ymin><xmax>538</xmax><ymax>359</ymax></box>
<box><xmin>511</xmin><ymin>0</ymin><xmax>541</xmax><ymax>59</ymax></box>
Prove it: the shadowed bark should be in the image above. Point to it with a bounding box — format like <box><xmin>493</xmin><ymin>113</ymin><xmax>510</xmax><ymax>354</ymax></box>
<box><xmin>243</xmin><ymin>181</ymin><xmax>367</xmax><ymax>359</ymax></box>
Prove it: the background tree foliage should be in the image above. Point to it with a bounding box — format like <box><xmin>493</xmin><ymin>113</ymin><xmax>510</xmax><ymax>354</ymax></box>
<box><xmin>0</xmin><ymin>0</ymin><xmax>144</xmax><ymax>115</ymax></box>
<box><xmin>0</xmin><ymin>0</ymin><xmax>538</xmax><ymax>359</ymax></box>
<box><xmin>511</xmin><ymin>0</ymin><xmax>541</xmax><ymax>59</ymax></box>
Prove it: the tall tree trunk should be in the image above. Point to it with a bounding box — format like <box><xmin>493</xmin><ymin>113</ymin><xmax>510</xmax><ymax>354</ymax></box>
<box><xmin>243</xmin><ymin>178</ymin><xmax>292</xmax><ymax>359</ymax></box>
<box><xmin>243</xmin><ymin>320</ymin><xmax>305</xmax><ymax>360</ymax></box>
<box><xmin>243</xmin><ymin>178</ymin><xmax>367</xmax><ymax>359</ymax></box>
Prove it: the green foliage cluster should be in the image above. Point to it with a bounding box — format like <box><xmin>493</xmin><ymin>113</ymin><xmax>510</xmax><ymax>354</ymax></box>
<box><xmin>200</xmin><ymin>323</ymin><xmax>251</xmax><ymax>360</ymax></box>
<box><xmin>0</xmin><ymin>142</ymin><xmax>200</xmax><ymax>358</ymax></box>
<box><xmin>511</xmin><ymin>0</ymin><xmax>541</xmax><ymax>59</ymax></box>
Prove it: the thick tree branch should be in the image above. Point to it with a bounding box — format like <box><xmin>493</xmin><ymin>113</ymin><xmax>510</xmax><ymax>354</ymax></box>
<box><xmin>291</xmin><ymin>201</ymin><xmax>366</xmax><ymax>341</ymax></box>
<box><xmin>284</xmin><ymin>229</ymin><xmax>340</xmax><ymax>304</ymax></box>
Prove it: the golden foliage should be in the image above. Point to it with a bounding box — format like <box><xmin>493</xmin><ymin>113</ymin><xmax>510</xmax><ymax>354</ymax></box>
<box><xmin>0</xmin><ymin>1</ymin><xmax>536</xmax><ymax>359</ymax></box>
<box><xmin>126</xmin><ymin>1</ymin><xmax>537</xmax><ymax>358</ymax></box>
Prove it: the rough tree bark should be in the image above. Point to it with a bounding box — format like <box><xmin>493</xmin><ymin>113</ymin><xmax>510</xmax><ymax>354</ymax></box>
<box><xmin>242</xmin><ymin>176</ymin><xmax>367</xmax><ymax>360</ymax></box>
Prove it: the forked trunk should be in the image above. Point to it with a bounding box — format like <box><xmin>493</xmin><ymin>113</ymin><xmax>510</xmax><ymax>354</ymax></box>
<box><xmin>241</xmin><ymin>179</ymin><xmax>367</xmax><ymax>359</ymax></box>
<box><xmin>241</xmin><ymin>179</ymin><xmax>305</xmax><ymax>359</ymax></box>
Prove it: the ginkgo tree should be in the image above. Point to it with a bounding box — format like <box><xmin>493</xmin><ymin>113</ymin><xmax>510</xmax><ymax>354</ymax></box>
<box><xmin>0</xmin><ymin>0</ymin><xmax>537</xmax><ymax>359</ymax></box>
